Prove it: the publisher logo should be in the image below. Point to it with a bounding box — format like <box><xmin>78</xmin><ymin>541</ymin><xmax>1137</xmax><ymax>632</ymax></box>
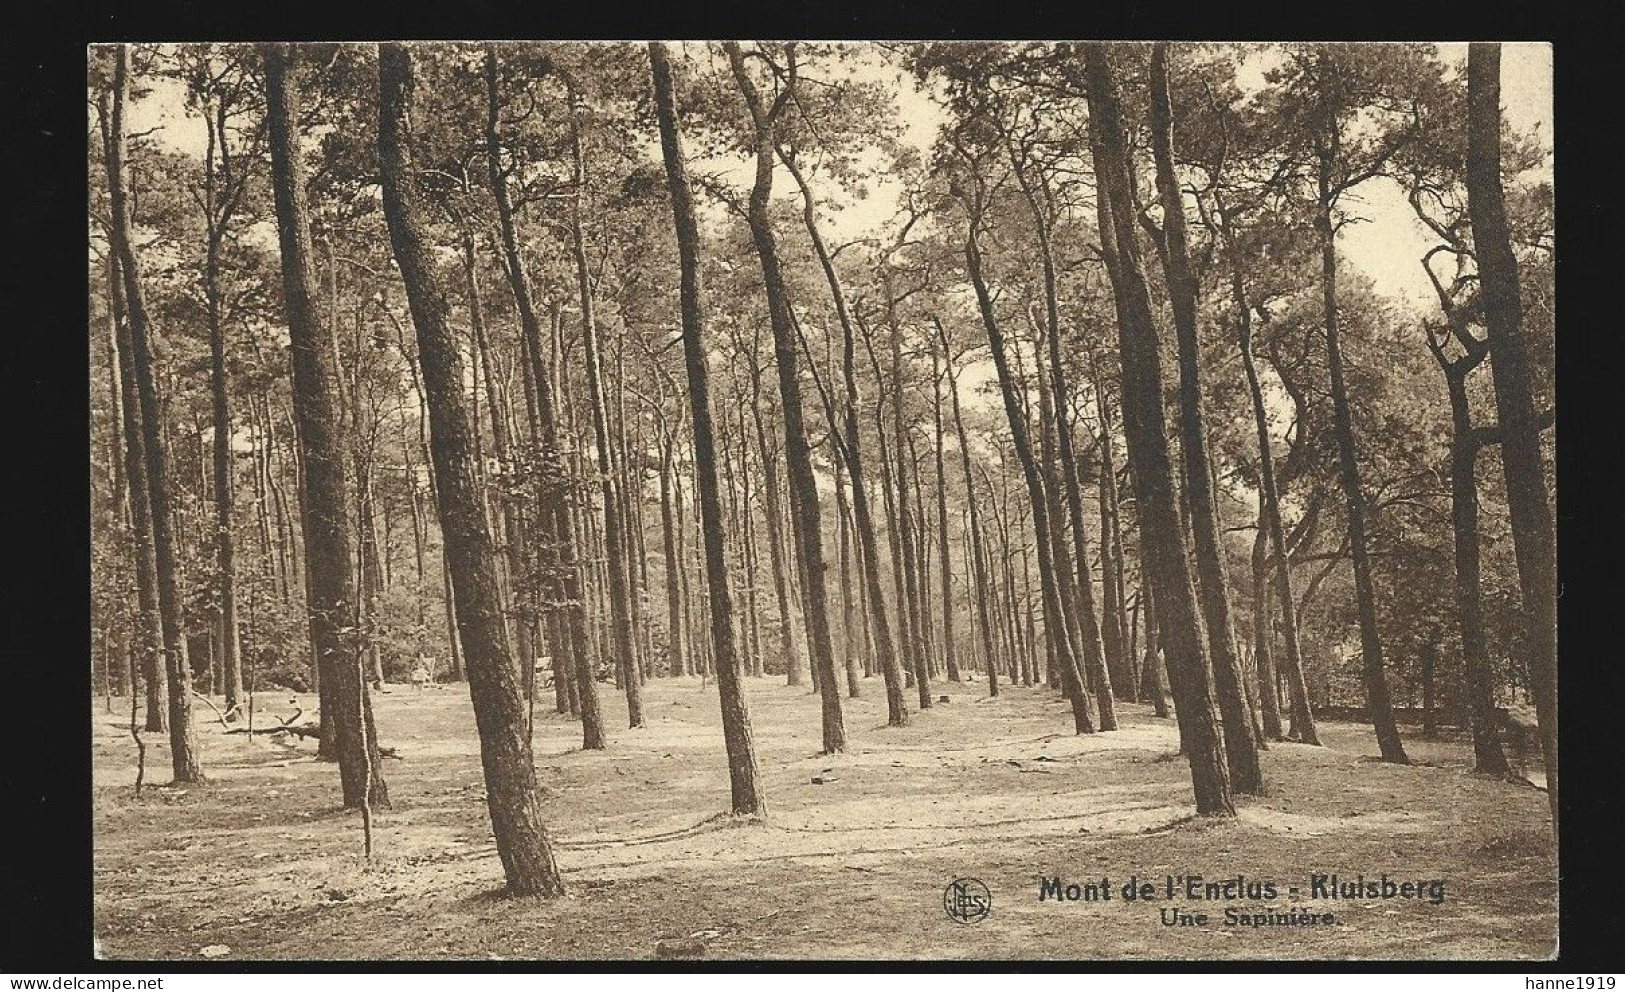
<box><xmin>944</xmin><ymin>877</ymin><xmax>992</xmax><ymax>924</ymax></box>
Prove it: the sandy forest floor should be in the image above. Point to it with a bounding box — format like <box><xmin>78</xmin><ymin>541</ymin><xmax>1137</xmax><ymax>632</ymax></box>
<box><xmin>91</xmin><ymin>675</ymin><xmax>1556</xmax><ymax>961</ymax></box>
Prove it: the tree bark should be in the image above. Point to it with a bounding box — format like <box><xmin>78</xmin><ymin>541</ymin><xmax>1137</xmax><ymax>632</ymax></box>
<box><xmin>649</xmin><ymin>41</ymin><xmax>767</xmax><ymax>812</ymax></box>
<box><xmin>724</xmin><ymin>44</ymin><xmax>846</xmax><ymax>753</ymax></box>
<box><xmin>1084</xmin><ymin>43</ymin><xmax>1232</xmax><ymax>813</ymax></box>
<box><xmin>1466</xmin><ymin>43</ymin><xmax>1557</xmax><ymax>825</ymax></box>
<box><xmin>378</xmin><ymin>43</ymin><xmax>561</xmax><ymax>894</ymax></box>
<box><xmin>263</xmin><ymin>43</ymin><xmax>390</xmax><ymax>807</ymax></box>
<box><xmin>1312</xmin><ymin>53</ymin><xmax>1408</xmax><ymax>765</ymax></box>
<box><xmin>1149</xmin><ymin>44</ymin><xmax>1262</xmax><ymax>790</ymax></box>
<box><xmin>483</xmin><ymin>48</ymin><xmax>604</xmax><ymax>749</ymax></box>
<box><xmin>107</xmin><ymin>45</ymin><xmax>203</xmax><ymax>785</ymax></box>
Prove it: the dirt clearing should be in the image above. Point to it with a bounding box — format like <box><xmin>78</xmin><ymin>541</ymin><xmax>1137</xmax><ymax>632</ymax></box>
<box><xmin>92</xmin><ymin>676</ymin><xmax>1555</xmax><ymax>960</ymax></box>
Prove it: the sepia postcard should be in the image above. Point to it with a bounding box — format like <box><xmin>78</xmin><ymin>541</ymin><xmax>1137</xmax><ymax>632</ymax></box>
<box><xmin>86</xmin><ymin>40</ymin><xmax>1558</xmax><ymax>962</ymax></box>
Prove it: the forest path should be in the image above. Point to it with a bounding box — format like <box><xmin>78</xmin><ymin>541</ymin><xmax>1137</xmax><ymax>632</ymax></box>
<box><xmin>93</xmin><ymin>675</ymin><xmax>1555</xmax><ymax>960</ymax></box>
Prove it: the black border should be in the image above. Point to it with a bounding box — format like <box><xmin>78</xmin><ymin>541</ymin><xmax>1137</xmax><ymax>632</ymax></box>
<box><xmin>9</xmin><ymin>0</ymin><xmax>1618</xmax><ymax>972</ymax></box>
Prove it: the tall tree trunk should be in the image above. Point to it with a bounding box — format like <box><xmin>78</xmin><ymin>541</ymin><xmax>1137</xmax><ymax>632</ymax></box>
<box><xmin>963</xmin><ymin>230</ymin><xmax>1093</xmax><ymax>734</ymax></box>
<box><xmin>724</xmin><ymin>44</ymin><xmax>845</xmax><ymax>753</ymax></box>
<box><xmin>563</xmin><ymin>80</ymin><xmax>644</xmax><ymax>730</ymax></box>
<box><xmin>1083</xmin><ymin>44</ymin><xmax>1232</xmax><ymax>813</ymax></box>
<box><xmin>939</xmin><ymin>321</ymin><xmax>999</xmax><ymax>696</ymax></box>
<box><xmin>767</xmin><ymin>203</ymin><xmax>908</xmax><ymax>713</ymax></box>
<box><xmin>264</xmin><ymin>43</ymin><xmax>388</xmax><ymax>807</ymax></box>
<box><xmin>833</xmin><ymin>450</ymin><xmax>862</xmax><ymax>696</ymax></box>
<box><xmin>1312</xmin><ymin>54</ymin><xmax>1408</xmax><ymax>765</ymax></box>
<box><xmin>379</xmin><ymin>43</ymin><xmax>560</xmax><ymax>893</ymax></box>
<box><xmin>659</xmin><ymin>433</ymin><xmax>686</xmax><ymax>677</ymax></box>
<box><xmin>107</xmin><ymin>46</ymin><xmax>203</xmax><ymax>784</ymax></box>
<box><xmin>649</xmin><ymin>41</ymin><xmax>767</xmax><ymax>811</ymax></box>
<box><xmin>1466</xmin><ymin>43</ymin><xmax>1557</xmax><ymax>826</ymax></box>
<box><xmin>205</xmin><ymin>242</ymin><xmax>243</xmax><ymax>715</ymax></box>
<box><xmin>100</xmin><ymin>230</ymin><xmax>167</xmax><ymax>732</ymax></box>
<box><xmin>1012</xmin><ymin>152</ymin><xmax>1116</xmax><ymax>726</ymax></box>
<box><xmin>886</xmin><ymin>310</ymin><xmax>932</xmax><ymax>710</ymax></box>
<box><xmin>872</xmin><ymin>384</ymin><xmax>914</xmax><ymax>691</ymax></box>
<box><xmin>1149</xmin><ymin>44</ymin><xmax>1262</xmax><ymax>790</ymax></box>
<box><xmin>483</xmin><ymin>49</ymin><xmax>604</xmax><ymax>748</ymax></box>
<box><xmin>753</xmin><ymin>399</ymin><xmax>802</xmax><ymax>682</ymax></box>
<box><xmin>1226</xmin><ymin>215</ymin><xmax>1320</xmax><ymax>745</ymax></box>
<box><xmin>1095</xmin><ymin>384</ymin><xmax>1135</xmax><ymax>701</ymax></box>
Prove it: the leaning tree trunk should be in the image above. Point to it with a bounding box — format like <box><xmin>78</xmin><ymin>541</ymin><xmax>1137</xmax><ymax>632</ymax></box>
<box><xmin>649</xmin><ymin>41</ymin><xmax>766</xmax><ymax>813</ymax></box>
<box><xmin>483</xmin><ymin>47</ymin><xmax>605</xmax><ymax>750</ymax></box>
<box><xmin>107</xmin><ymin>45</ymin><xmax>203</xmax><ymax>785</ymax></box>
<box><xmin>264</xmin><ymin>43</ymin><xmax>389</xmax><ymax>808</ymax></box>
<box><xmin>378</xmin><ymin>43</ymin><xmax>561</xmax><ymax>895</ymax></box>
<box><xmin>725</xmin><ymin>43</ymin><xmax>845</xmax><ymax>753</ymax></box>
<box><xmin>1011</xmin><ymin>151</ymin><xmax>1117</xmax><ymax>727</ymax></box>
<box><xmin>1466</xmin><ymin>42</ymin><xmax>1557</xmax><ymax>828</ymax></box>
<box><xmin>1084</xmin><ymin>43</ymin><xmax>1232</xmax><ymax>814</ymax></box>
<box><xmin>1149</xmin><ymin>44</ymin><xmax>1262</xmax><ymax>791</ymax></box>
<box><xmin>1312</xmin><ymin>61</ymin><xmax>1407</xmax><ymax>765</ymax></box>
<box><xmin>963</xmin><ymin>230</ymin><xmax>1093</xmax><ymax>735</ymax></box>
<box><xmin>1227</xmin><ymin>220</ymin><xmax>1320</xmax><ymax>746</ymax></box>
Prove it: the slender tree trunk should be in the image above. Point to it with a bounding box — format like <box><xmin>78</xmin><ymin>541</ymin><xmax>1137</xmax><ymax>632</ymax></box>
<box><xmin>1228</xmin><ymin>223</ymin><xmax>1320</xmax><ymax>745</ymax></box>
<box><xmin>561</xmin><ymin>82</ymin><xmax>644</xmax><ymax>730</ymax></box>
<box><xmin>753</xmin><ymin>403</ymin><xmax>802</xmax><ymax>682</ymax></box>
<box><xmin>650</xmin><ymin>42</ymin><xmax>767</xmax><ymax>811</ymax></box>
<box><xmin>940</xmin><ymin>322</ymin><xmax>999</xmax><ymax>696</ymax></box>
<box><xmin>1250</xmin><ymin>522</ymin><xmax>1284</xmax><ymax>740</ymax></box>
<box><xmin>724</xmin><ymin>44</ymin><xmax>845</xmax><ymax>753</ymax></box>
<box><xmin>1441</xmin><ymin>360</ymin><xmax>1513</xmax><ymax>775</ymax></box>
<box><xmin>484</xmin><ymin>51</ymin><xmax>604</xmax><ymax>748</ymax></box>
<box><xmin>1096</xmin><ymin>392</ymin><xmax>1134</xmax><ymax>701</ymax></box>
<box><xmin>100</xmin><ymin>234</ymin><xmax>168</xmax><ymax>733</ymax></box>
<box><xmin>887</xmin><ymin>314</ymin><xmax>931</xmax><ymax>710</ymax></box>
<box><xmin>779</xmin><ymin>153</ymin><xmax>905</xmax><ymax>720</ymax></box>
<box><xmin>1313</xmin><ymin>59</ymin><xmax>1407</xmax><ymax>764</ymax></box>
<box><xmin>1466</xmin><ymin>43</ymin><xmax>1557</xmax><ymax>825</ymax></box>
<box><xmin>1149</xmin><ymin>45</ymin><xmax>1261</xmax><ymax>789</ymax></box>
<box><xmin>107</xmin><ymin>46</ymin><xmax>203</xmax><ymax>784</ymax></box>
<box><xmin>963</xmin><ymin>231</ymin><xmax>1093</xmax><ymax>734</ymax></box>
<box><xmin>873</xmin><ymin>390</ymin><xmax>914</xmax><ymax>691</ymax></box>
<box><xmin>205</xmin><ymin>245</ymin><xmax>243</xmax><ymax>715</ymax></box>
<box><xmin>1013</xmin><ymin>159</ymin><xmax>1116</xmax><ymax>726</ymax></box>
<box><xmin>658</xmin><ymin>434</ymin><xmax>686</xmax><ymax>677</ymax></box>
<box><xmin>833</xmin><ymin>452</ymin><xmax>862</xmax><ymax>696</ymax></box>
<box><xmin>1138</xmin><ymin>581</ymin><xmax>1170</xmax><ymax>717</ymax></box>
